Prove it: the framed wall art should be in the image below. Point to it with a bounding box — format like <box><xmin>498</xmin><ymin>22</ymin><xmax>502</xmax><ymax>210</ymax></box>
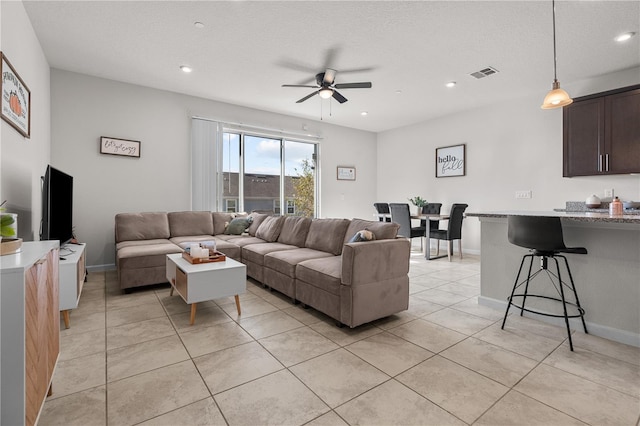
<box><xmin>100</xmin><ymin>136</ymin><xmax>141</xmax><ymax>158</ymax></box>
<box><xmin>337</xmin><ymin>166</ymin><xmax>356</xmax><ymax>181</ymax></box>
<box><xmin>1</xmin><ymin>52</ymin><xmax>31</xmax><ymax>138</ymax></box>
<box><xmin>436</xmin><ymin>144</ymin><xmax>466</xmax><ymax>178</ymax></box>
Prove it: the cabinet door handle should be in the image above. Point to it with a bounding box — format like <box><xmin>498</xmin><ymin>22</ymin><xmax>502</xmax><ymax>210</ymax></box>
<box><xmin>605</xmin><ymin>154</ymin><xmax>609</xmax><ymax>171</ymax></box>
<box><xmin>598</xmin><ymin>154</ymin><xmax>603</xmax><ymax>172</ymax></box>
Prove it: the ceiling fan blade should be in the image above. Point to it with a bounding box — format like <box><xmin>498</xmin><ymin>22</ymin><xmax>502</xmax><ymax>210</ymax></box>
<box><xmin>322</xmin><ymin>47</ymin><xmax>339</xmax><ymax>70</ymax></box>
<box><xmin>323</xmin><ymin>69</ymin><xmax>337</xmax><ymax>85</ymax></box>
<box><xmin>332</xmin><ymin>90</ymin><xmax>348</xmax><ymax>104</ymax></box>
<box><xmin>334</xmin><ymin>82</ymin><xmax>372</xmax><ymax>89</ymax></box>
<box><xmin>276</xmin><ymin>59</ymin><xmax>319</xmax><ymax>74</ymax></box>
<box><xmin>282</xmin><ymin>84</ymin><xmax>319</xmax><ymax>88</ymax></box>
<box><xmin>296</xmin><ymin>91</ymin><xmax>319</xmax><ymax>103</ymax></box>
<box><xmin>336</xmin><ymin>67</ymin><xmax>376</xmax><ymax>74</ymax></box>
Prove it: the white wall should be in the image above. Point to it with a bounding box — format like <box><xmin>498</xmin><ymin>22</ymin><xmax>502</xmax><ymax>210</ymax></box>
<box><xmin>0</xmin><ymin>1</ymin><xmax>50</xmax><ymax>240</ymax></box>
<box><xmin>50</xmin><ymin>69</ymin><xmax>377</xmax><ymax>268</ymax></box>
<box><xmin>377</xmin><ymin>67</ymin><xmax>640</xmax><ymax>253</ymax></box>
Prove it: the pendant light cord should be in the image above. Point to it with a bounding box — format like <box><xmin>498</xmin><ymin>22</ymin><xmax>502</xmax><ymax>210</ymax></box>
<box><xmin>552</xmin><ymin>0</ymin><xmax>558</xmax><ymax>81</ymax></box>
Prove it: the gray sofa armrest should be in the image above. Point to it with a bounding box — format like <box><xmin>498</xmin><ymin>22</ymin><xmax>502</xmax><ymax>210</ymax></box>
<box><xmin>341</xmin><ymin>238</ymin><xmax>410</xmax><ymax>286</ymax></box>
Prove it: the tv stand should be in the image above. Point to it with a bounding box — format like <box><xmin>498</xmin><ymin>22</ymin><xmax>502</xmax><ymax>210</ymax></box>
<box><xmin>59</xmin><ymin>243</ymin><xmax>87</xmax><ymax>328</ymax></box>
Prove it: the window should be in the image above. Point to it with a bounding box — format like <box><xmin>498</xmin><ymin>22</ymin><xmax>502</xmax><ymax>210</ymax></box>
<box><xmin>225</xmin><ymin>199</ymin><xmax>237</xmax><ymax>213</ymax></box>
<box><xmin>221</xmin><ymin>131</ymin><xmax>317</xmax><ymax>217</ymax></box>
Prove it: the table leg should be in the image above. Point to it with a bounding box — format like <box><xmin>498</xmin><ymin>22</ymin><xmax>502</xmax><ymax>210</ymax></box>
<box><xmin>62</xmin><ymin>310</ymin><xmax>70</xmax><ymax>329</ymax></box>
<box><xmin>170</xmin><ymin>278</ymin><xmax>175</xmax><ymax>297</ymax></box>
<box><xmin>189</xmin><ymin>303</ymin><xmax>197</xmax><ymax>325</ymax></box>
<box><xmin>234</xmin><ymin>294</ymin><xmax>241</xmax><ymax>315</ymax></box>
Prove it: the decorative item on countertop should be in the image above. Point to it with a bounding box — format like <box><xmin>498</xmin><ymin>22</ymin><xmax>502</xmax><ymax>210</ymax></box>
<box><xmin>585</xmin><ymin>194</ymin><xmax>601</xmax><ymax>209</ymax></box>
<box><xmin>609</xmin><ymin>197</ymin><xmax>623</xmax><ymax>215</ymax></box>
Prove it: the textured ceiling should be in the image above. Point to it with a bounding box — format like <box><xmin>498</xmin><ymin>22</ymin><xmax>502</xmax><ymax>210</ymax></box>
<box><xmin>22</xmin><ymin>1</ymin><xmax>640</xmax><ymax>133</ymax></box>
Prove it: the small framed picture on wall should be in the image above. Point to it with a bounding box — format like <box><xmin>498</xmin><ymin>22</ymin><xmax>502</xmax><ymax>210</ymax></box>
<box><xmin>337</xmin><ymin>166</ymin><xmax>356</xmax><ymax>181</ymax></box>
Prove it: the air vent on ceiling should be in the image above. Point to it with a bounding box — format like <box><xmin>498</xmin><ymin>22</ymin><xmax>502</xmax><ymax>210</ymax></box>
<box><xmin>469</xmin><ymin>67</ymin><xmax>499</xmax><ymax>79</ymax></box>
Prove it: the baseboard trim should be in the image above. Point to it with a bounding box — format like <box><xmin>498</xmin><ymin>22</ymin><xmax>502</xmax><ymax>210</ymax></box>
<box><xmin>478</xmin><ymin>295</ymin><xmax>640</xmax><ymax>348</ymax></box>
<box><xmin>87</xmin><ymin>263</ymin><xmax>116</xmax><ymax>272</ymax></box>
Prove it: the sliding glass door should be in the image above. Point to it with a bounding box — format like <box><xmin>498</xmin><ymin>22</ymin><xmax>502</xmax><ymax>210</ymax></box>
<box><xmin>221</xmin><ymin>132</ymin><xmax>317</xmax><ymax>217</ymax></box>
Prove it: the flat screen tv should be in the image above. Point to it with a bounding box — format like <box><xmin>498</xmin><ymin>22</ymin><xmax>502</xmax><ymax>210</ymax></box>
<box><xmin>41</xmin><ymin>165</ymin><xmax>74</xmax><ymax>245</ymax></box>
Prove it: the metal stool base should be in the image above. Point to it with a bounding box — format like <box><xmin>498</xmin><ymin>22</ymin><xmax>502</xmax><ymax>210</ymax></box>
<box><xmin>501</xmin><ymin>253</ymin><xmax>588</xmax><ymax>351</ymax></box>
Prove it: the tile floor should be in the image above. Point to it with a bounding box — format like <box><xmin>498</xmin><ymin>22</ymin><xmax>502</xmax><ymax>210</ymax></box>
<box><xmin>40</xmin><ymin>250</ymin><xmax>640</xmax><ymax>425</ymax></box>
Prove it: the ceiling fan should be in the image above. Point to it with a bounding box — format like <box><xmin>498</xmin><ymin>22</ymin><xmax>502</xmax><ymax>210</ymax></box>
<box><xmin>282</xmin><ymin>68</ymin><xmax>372</xmax><ymax>104</ymax></box>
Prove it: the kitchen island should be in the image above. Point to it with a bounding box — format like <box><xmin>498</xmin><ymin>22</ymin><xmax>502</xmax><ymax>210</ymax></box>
<box><xmin>467</xmin><ymin>211</ymin><xmax>640</xmax><ymax>347</ymax></box>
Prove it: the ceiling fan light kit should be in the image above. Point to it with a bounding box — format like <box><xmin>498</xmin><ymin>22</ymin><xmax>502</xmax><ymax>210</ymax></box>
<box><xmin>319</xmin><ymin>88</ymin><xmax>333</xmax><ymax>99</ymax></box>
<box><xmin>541</xmin><ymin>0</ymin><xmax>573</xmax><ymax>110</ymax></box>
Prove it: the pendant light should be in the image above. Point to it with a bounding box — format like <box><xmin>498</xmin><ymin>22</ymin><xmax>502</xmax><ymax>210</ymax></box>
<box><xmin>541</xmin><ymin>0</ymin><xmax>573</xmax><ymax>109</ymax></box>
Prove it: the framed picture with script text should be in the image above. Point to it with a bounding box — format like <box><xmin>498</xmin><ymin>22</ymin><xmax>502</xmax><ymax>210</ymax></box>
<box><xmin>436</xmin><ymin>144</ymin><xmax>466</xmax><ymax>177</ymax></box>
<box><xmin>100</xmin><ymin>136</ymin><xmax>141</xmax><ymax>158</ymax></box>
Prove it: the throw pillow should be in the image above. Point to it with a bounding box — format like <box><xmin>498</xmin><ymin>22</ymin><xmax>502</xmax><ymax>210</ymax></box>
<box><xmin>224</xmin><ymin>216</ymin><xmax>253</xmax><ymax>235</ymax></box>
<box><xmin>348</xmin><ymin>229</ymin><xmax>376</xmax><ymax>243</ymax></box>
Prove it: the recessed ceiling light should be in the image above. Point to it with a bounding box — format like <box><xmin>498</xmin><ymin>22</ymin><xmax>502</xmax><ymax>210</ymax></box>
<box><xmin>180</xmin><ymin>65</ymin><xmax>193</xmax><ymax>73</ymax></box>
<box><xmin>395</xmin><ymin>90</ymin><xmax>402</xmax><ymax>94</ymax></box>
<box><xmin>194</xmin><ymin>22</ymin><xmax>205</xmax><ymax>29</ymax></box>
<box><xmin>361</xmin><ymin>111</ymin><xmax>368</xmax><ymax>116</ymax></box>
<box><xmin>615</xmin><ymin>32</ymin><xmax>636</xmax><ymax>42</ymax></box>
<box><xmin>445</xmin><ymin>81</ymin><xmax>456</xmax><ymax>88</ymax></box>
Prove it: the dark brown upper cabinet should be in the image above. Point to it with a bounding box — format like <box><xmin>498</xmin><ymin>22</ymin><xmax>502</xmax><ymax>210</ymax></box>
<box><xmin>563</xmin><ymin>85</ymin><xmax>640</xmax><ymax>177</ymax></box>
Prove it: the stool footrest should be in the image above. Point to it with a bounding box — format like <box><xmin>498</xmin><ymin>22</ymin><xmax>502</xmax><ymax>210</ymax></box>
<box><xmin>507</xmin><ymin>294</ymin><xmax>586</xmax><ymax>319</ymax></box>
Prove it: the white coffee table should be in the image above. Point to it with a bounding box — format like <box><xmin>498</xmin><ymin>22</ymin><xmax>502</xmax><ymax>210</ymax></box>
<box><xmin>165</xmin><ymin>253</ymin><xmax>246</xmax><ymax>325</ymax></box>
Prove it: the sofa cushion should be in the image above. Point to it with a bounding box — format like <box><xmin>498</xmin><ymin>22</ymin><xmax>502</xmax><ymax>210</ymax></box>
<box><xmin>116</xmin><ymin>239</ymin><xmax>175</xmax><ymax>250</ymax></box>
<box><xmin>255</xmin><ymin>216</ymin><xmax>285</xmax><ymax>242</ymax></box>
<box><xmin>117</xmin><ymin>241</ymin><xmax>182</xmax><ymax>269</ymax></box>
<box><xmin>305</xmin><ymin>218</ymin><xmax>351</xmax><ymax>256</ymax></box>
<box><xmin>220</xmin><ymin>235</ymin><xmax>267</xmax><ymax>247</ymax></box>
<box><xmin>225</xmin><ymin>216</ymin><xmax>253</xmax><ymax>235</ymax></box>
<box><xmin>247</xmin><ymin>213</ymin><xmax>269</xmax><ymax>236</ymax></box>
<box><xmin>169</xmin><ymin>235</ymin><xmax>216</xmax><ymax>247</ymax></box>
<box><xmin>242</xmin><ymin>242</ymin><xmax>297</xmax><ymax>266</ymax></box>
<box><xmin>297</xmin><ymin>256</ymin><xmax>343</xmax><ymax>295</ymax></box>
<box><xmin>277</xmin><ymin>216</ymin><xmax>312</xmax><ymax>247</ymax></box>
<box><xmin>168</xmin><ymin>211</ymin><xmax>214</xmax><ymax>237</ymax></box>
<box><xmin>115</xmin><ymin>212</ymin><xmax>170</xmax><ymax>242</ymax></box>
<box><xmin>213</xmin><ymin>212</ymin><xmax>235</xmax><ymax>235</ymax></box>
<box><xmin>264</xmin><ymin>248</ymin><xmax>332</xmax><ymax>278</ymax></box>
<box><xmin>343</xmin><ymin>219</ymin><xmax>400</xmax><ymax>245</ymax></box>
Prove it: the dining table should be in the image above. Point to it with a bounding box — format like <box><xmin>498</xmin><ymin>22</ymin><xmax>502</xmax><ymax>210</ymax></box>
<box><xmin>376</xmin><ymin>213</ymin><xmax>450</xmax><ymax>260</ymax></box>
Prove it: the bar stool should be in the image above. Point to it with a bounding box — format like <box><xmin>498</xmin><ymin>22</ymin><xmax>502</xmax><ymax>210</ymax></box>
<box><xmin>501</xmin><ymin>215</ymin><xmax>588</xmax><ymax>351</ymax></box>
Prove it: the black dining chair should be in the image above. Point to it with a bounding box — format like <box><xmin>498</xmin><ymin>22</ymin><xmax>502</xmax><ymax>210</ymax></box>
<box><xmin>429</xmin><ymin>203</ymin><xmax>468</xmax><ymax>261</ymax></box>
<box><xmin>420</xmin><ymin>203</ymin><xmax>442</xmax><ymax>233</ymax></box>
<box><xmin>373</xmin><ymin>203</ymin><xmax>391</xmax><ymax>222</ymax></box>
<box><xmin>389</xmin><ymin>203</ymin><xmax>426</xmax><ymax>249</ymax></box>
<box><xmin>502</xmin><ymin>215</ymin><xmax>588</xmax><ymax>351</ymax></box>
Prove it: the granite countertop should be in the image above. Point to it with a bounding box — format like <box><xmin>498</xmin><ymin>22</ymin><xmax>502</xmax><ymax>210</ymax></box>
<box><xmin>466</xmin><ymin>211</ymin><xmax>640</xmax><ymax>224</ymax></box>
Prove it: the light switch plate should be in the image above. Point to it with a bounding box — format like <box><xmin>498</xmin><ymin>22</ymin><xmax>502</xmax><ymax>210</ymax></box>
<box><xmin>515</xmin><ymin>190</ymin><xmax>532</xmax><ymax>199</ymax></box>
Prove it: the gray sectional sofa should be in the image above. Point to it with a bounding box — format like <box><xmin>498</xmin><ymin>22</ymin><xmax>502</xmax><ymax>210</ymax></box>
<box><xmin>115</xmin><ymin>211</ymin><xmax>410</xmax><ymax>327</ymax></box>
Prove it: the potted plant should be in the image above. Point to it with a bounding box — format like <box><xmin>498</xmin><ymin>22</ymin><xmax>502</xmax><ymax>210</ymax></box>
<box><xmin>1</xmin><ymin>200</ymin><xmax>21</xmax><ymax>255</ymax></box>
<box><xmin>408</xmin><ymin>196</ymin><xmax>427</xmax><ymax>215</ymax></box>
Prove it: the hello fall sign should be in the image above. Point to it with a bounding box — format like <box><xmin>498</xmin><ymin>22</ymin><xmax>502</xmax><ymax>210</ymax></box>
<box><xmin>436</xmin><ymin>144</ymin><xmax>466</xmax><ymax>178</ymax></box>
